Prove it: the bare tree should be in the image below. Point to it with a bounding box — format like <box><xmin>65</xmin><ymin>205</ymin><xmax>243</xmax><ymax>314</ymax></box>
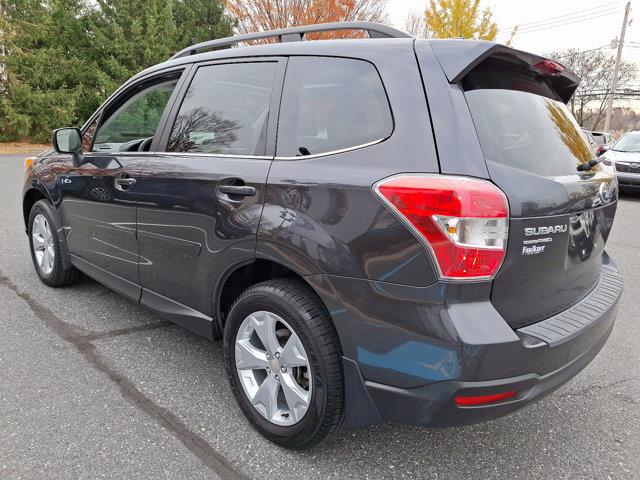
<box><xmin>609</xmin><ymin>107</ymin><xmax>640</xmax><ymax>132</ymax></box>
<box><xmin>403</xmin><ymin>8</ymin><xmax>430</xmax><ymax>38</ymax></box>
<box><xmin>503</xmin><ymin>25</ymin><xmax>518</xmax><ymax>46</ymax></box>
<box><xmin>350</xmin><ymin>0</ymin><xmax>388</xmax><ymax>23</ymax></box>
<box><xmin>548</xmin><ymin>48</ymin><xmax>637</xmax><ymax>130</ymax></box>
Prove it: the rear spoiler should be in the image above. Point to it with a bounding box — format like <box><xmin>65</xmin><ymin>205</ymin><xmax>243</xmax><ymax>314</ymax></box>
<box><xmin>428</xmin><ymin>39</ymin><xmax>579</xmax><ymax>103</ymax></box>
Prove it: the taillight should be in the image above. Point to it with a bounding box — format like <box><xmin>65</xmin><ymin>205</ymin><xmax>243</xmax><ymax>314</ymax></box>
<box><xmin>373</xmin><ymin>175</ymin><xmax>509</xmax><ymax>280</ymax></box>
<box><xmin>533</xmin><ymin>59</ymin><xmax>564</xmax><ymax>75</ymax></box>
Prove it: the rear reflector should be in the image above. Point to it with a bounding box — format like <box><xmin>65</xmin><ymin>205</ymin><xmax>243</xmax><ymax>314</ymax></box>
<box><xmin>373</xmin><ymin>175</ymin><xmax>509</xmax><ymax>279</ymax></box>
<box><xmin>454</xmin><ymin>391</ymin><xmax>517</xmax><ymax>407</ymax></box>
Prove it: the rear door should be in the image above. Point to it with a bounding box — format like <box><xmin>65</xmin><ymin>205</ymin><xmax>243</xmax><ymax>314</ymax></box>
<box><xmin>420</xmin><ymin>44</ymin><xmax>618</xmax><ymax>328</ymax></box>
<box><xmin>135</xmin><ymin>58</ymin><xmax>284</xmax><ymax>330</ymax></box>
<box><xmin>60</xmin><ymin>70</ymin><xmax>185</xmax><ymax>299</ymax></box>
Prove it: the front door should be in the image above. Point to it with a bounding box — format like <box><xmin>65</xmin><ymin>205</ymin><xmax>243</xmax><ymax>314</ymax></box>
<box><xmin>60</xmin><ymin>70</ymin><xmax>184</xmax><ymax>299</ymax></box>
<box><xmin>136</xmin><ymin>59</ymin><xmax>284</xmax><ymax>328</ymax></box>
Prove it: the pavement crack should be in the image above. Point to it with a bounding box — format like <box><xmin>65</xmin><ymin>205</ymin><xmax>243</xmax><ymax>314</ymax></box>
<box><xmin>0</xmin><ymin>273</ymin><xmax>247</xmax><ymax>480</ymax></box>
<box><xmin>557</xmin><ymin>377</ymin><xmax>638</xmax><ymax>399</ymax></box>
<box><xmin>76</xmin><ymin>320</ymin><xmax>174</xmax><ymax>342</ymax></box>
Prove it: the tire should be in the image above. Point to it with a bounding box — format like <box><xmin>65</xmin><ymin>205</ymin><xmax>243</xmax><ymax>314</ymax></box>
<box><xmin>223</xmin><ymin>278</ymin><xmax>344</xmax><ymax>449</ymax></box>
<box><xmin>28</xmin><ymin>199</ymin><xmax>81</xmax><ymax>287</ymax></box>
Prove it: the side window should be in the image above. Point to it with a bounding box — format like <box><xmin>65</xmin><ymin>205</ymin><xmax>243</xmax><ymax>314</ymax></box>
<box><xmin>277</xmin><ymin>57</ymin><xmax>393</xmax><ymax>157</ymax></box>
<box><xmin>92</xmin><ymin>75</ymin><xmax>179</xmax><ymax>153</ymax></box>
<box><xmin>167</xmin><ymin>62</ymin><xmax>278</xmax><ymax>156</ymax></box>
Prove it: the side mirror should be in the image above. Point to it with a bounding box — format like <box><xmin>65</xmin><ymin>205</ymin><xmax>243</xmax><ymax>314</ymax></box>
<box><xmin>52</xmin><ymin>128</ymin><xmax>82</xmax><ymax>154</ymax></box>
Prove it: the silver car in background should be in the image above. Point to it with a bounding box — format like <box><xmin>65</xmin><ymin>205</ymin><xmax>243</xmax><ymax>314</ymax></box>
<box><xmin>582</xmin><ymin>129</ymin><xmax>598</xmax><ymax>156</ymax></box>
<box><xmin>592</xmin><ymin>131</ymin><xmax>614</xmax><ymax>156</ymax></box>
<box><xmin>601</xmin><ymin>131</ymin><xmax>640</xmax><ymax>189</ymax></box>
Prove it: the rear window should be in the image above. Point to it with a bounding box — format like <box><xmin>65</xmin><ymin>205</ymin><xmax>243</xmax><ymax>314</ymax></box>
<box><xmin>276</xmin><ymin>57</ymin><xmax>393</xmax><ymax>157</ymax></box>
<box><xmin>462</xmin><ymin>59</ymin><xmax>593</xmax><ymax>177</ymax></box>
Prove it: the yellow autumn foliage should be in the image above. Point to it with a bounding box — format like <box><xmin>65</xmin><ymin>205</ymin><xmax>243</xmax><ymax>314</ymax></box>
<box><xmin>425</xmin><ymin>0</ymin><xmax>498</xmax><ymax>40</ymax></box>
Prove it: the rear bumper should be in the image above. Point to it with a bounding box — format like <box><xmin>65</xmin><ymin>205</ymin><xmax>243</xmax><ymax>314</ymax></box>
<box><xmin>308</xmin><ymin>258</ymin><xmax>622</xmax><ymax>428</ymax></box>
<box><xmin>363</xmin><ymin>309</ymin><xmax>614</xmax><ymax>427</ymax></box>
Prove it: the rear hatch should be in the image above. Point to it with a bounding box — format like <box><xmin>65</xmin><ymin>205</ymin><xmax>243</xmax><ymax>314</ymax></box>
<box><xmin>430</xmin><ymin>44</ymin><xmax>618</xmax><ymax>328</ymax></box>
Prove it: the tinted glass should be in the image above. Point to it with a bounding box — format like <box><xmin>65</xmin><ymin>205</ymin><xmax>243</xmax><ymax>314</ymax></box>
<box><xmin>167</xmin><ymin>62</ymin><xmax>277</xmax><ymax>155</ymax></box>
<box><xmin>277</xmin><ymin>57</ymin><xmax>392</xmax><ymax>157</ymax></box>
<box><xmin>463</xmin><ymin>65</ymin><xmax>593</xmax><ymax>176</ymax></box>
<box><xmin>93</xmin><ymin>79</ymin><xmax>177</xmax><ymax>152</ymax></box>
<box><xmin>612</xmin><ymin>133</ymin><xmax>640</xmax><ymax>152</ymax></box>
<box><xmin>582</xmin><ymin>130</ymin><xmax>596</xmax><ymax>147</ymax></box>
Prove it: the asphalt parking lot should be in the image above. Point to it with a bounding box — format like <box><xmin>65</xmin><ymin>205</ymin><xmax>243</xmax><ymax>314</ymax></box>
<box><xmin>1</xmin><ymin>154</ymin><xmax>639</xmax><ymax>479</ymax></box>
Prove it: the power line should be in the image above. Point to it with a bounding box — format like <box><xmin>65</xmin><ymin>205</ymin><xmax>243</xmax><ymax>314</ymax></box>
<box><xmin>499</xmin><ymin>9</ymin><xmax>619</xmax><ymax>36</ymax></box>
<box><xmin>555</xmin><ymin>45</ymin><xmax>611</xmax><ymax>58</ymax></box>
<box><xmin>497</xmin><ymin>1</ymin><xmax>622</xmax><ymax>33</ymax></box>
<box><xmin>498</xmin><ymin>3</ymin><xmax>620</xmax><ymax>33</ymax></box>
<box><xmin>517</xmin><ymin>9</ymin><xmax>619</xmax><ymax>33</ymax></box>
<box><xmin>497</xmin><ymin>10</ymin><xmax>620</xmax><ymax>39</ymax></box>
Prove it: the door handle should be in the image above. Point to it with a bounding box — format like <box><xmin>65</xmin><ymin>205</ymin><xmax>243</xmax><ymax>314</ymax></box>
<box><xmin>218</xmin><ymin>185</ymin><xmax>256</xmax><ymax>196</ymax></box>
<box><xmin>115</xmin><ymin>177</ymin><xmax>136</xmax><ymax>186</ymax></box>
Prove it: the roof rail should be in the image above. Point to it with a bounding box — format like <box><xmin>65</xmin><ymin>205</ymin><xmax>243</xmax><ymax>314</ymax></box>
<box><xmin>169</xmin><ymin>21</ymin><xmax>412</xmax><ymax>60</ymax></box>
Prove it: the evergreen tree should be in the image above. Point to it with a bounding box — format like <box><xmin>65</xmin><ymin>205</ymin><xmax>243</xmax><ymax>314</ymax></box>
<box><xmin>174</xmin><ymin>0</ymin><xmax>234</xmax><ymax>49</ymax></box>
<box><xmin>0</xmin><ymin>0</ymin><xmax>98</xmax><ymax>141</ymax></box>
<box><xmin>0</xmin><ymin>0</ymin><xmax>233</xmax><ymax>142</ymax></box>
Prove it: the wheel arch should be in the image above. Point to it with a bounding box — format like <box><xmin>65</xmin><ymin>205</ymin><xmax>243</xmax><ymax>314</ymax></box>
<box><xmin>23</xmin><ymin>185</ymin><xmax>72</xmax><ymax>270</ymax></box>
<box><xmin>213</xmin><ymin>258</ymin><xmax>338</xmax><ymax>344</ymax></box>
<box><xmin>22</xmin><ymin>186</ymin><xmax>50</xmax><ymax>231</ymax></box>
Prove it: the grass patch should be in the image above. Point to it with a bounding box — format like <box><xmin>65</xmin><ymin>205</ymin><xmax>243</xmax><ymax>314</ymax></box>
<box><xmin>0</xmin><ymin>142</ymin><xmax>50</xmax><ymax>155</ymax></box>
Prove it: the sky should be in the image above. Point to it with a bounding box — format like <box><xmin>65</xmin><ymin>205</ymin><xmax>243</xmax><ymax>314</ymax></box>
<box><xmin>386</xmin><ymin>0</ymin><xmax>640</xmax><ymax>85</ymax></box>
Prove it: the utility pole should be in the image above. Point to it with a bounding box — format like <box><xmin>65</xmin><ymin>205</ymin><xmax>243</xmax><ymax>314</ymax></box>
<box><xmin>604</xmin><ymin>0</ymin><xmax>631</xmax><ymax>132</ymax></box>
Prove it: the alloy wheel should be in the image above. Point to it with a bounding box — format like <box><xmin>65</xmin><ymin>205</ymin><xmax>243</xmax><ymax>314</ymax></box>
<box><xmin>235</xmin><ymin>311</ymin><xmax>312</xmax><ymax>426</ymax></box>
<box><xmin>32</xmin><ymin>213</ymin><xmax>55</xmax><ymax>275</ymax></box>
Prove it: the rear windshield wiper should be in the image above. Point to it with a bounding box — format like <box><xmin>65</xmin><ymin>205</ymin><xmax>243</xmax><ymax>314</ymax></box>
<box><xmin>577</xmin><ymin>159</ymin><xmax>601</xmax><ymax>172</ymax></box>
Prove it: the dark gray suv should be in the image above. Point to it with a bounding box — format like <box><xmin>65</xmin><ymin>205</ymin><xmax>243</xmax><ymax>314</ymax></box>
<box><xmin>22</xmin><ymin>22</ymin><xmax>622</xmax><ymax>449</ymax></box>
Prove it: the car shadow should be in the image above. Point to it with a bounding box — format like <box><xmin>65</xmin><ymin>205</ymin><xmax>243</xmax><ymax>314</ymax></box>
<box><xmin>84</xmin><ymin>291</ymin><xmax>628</xmax><ymax>479</ymax></box>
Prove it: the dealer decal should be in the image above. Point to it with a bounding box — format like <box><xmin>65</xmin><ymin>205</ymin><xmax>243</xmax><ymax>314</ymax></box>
<box><xmin>522</xmin><ymin>244</ymin><xmax>546</xmax><ymax>255</ymax></box>
<box><xmin>521</xmin><ymin>223</ymin><xmax>567</xmax><ymax>256</ymax></box>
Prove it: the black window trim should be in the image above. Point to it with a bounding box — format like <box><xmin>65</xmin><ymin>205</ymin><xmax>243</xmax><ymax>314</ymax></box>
<box><xmin>155</xmin><ymin>56</ymin><xmax>288</xmax><ymax>159</ymax></box>
<box><xmin>273</xmin><ymin>54</ymin><xmax>395</xmax><ymax>161</ymax></box>
<box><xmin>81</xmin><ymin>65</ymin><xmax>191</xmax><ymax>155</ymax></box>
<box><xmin>79</xmin><ymin>53</ymin><xmax>395</xmax><ymax>160</ymax></box>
